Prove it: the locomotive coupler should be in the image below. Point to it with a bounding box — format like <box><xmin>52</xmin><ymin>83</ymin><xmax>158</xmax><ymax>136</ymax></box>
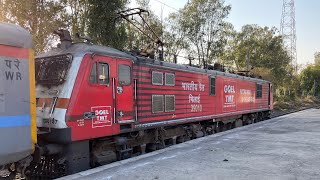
<box><xmin>39</xmin><ymin>144</ymin><xmax>64</xmax><ymax>155</ymax></box>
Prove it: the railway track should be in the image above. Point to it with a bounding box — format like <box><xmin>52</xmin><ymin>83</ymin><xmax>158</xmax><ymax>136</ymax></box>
<box><xmin>1</xmin><ymin>106</ymin><xmax>318</xmax><ymax>180</ymax></box>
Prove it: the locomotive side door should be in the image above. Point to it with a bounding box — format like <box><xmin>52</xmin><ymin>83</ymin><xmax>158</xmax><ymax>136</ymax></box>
<box><xmin>87</xmin><ymin>55</ymin><xmax>116</xmax><ymax>133</ymax></box>
<box><xmin>115</xmin><ymin>58</ymin><xmax>134</xmax><ymax>124</ymax></box>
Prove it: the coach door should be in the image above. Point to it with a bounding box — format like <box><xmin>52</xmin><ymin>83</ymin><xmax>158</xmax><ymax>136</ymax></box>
<box><xmin>115</xmin><ymin>58</ymin><xmax>134</xmax><ymax>124</ymax></box>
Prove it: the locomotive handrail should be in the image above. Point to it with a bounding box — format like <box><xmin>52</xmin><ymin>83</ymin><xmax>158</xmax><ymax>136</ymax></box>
<box><xmin>112</xmin><ymin>78</ymin><xmax>116</xmax><ymax>124</ymax></box>
<box><xmin>48</xmin><ymin>90</ymin><xmax>60</xmax><ymax>132</ymax></box>
<box><xmin>134</xmin><ymin>79</ymin><xmax>138</xmax><ymax>122</ymax></box>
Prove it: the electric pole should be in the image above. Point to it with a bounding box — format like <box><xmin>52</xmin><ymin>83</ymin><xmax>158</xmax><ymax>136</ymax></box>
<box><xmin>280</xmin><ymin>0</ymin><xmax>297</xmax><ymax>72</ymax></box>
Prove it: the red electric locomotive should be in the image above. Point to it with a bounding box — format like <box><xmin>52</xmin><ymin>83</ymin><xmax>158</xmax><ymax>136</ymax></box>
<box><xmin>29</xmin><ymin>30</ymin><xmax>273</xmax><ymax>178</ymax></box>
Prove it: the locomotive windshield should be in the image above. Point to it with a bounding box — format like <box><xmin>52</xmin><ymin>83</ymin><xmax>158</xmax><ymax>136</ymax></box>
<box><xmin>35</xmin><ymin>54</ymin><xmax>72</xmax><ymax>86</ymax></box>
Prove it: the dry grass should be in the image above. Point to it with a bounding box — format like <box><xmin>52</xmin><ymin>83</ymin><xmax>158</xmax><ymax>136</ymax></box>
<box><xmin>274</xmin><ymin>96</ymin><xmax>320</xmax><ymax>111</ymax></box>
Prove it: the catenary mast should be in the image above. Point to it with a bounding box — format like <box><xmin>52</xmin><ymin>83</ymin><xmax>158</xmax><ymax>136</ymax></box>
<box><xmin>280</xmin><ymin>0</ymin><xmax>297</xmax><ymax>71</ymax></box>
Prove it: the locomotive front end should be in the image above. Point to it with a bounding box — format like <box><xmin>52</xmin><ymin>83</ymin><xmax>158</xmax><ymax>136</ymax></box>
<box><xmin>35</xmin><ymin>54</ymin><xmax>74</xmax><ymax>131</ymax></box>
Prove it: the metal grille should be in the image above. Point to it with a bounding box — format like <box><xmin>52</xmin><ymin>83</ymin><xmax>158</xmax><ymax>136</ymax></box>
<box><xmin>152</xmin><ymin>71</ymin><xmax>163</xmax><ymax>85</ymax></box>
<box><xmin>35</xmin><ymin>54</ymin><xmax>73</xmax><ymax>86</ymax></box>
<box><xmin>256</xmin><ymin>84</ymin><xmax>263</xmax><ymax>98</ymax></box>
<box><xmin>165</xmin><ymin>95</ymin><xmax>175</xmax><ymax>112</ymax></box>
<box><xmin>210</xmin><ymin>77</ymin><xmax>216</xmax><ymax>95</ymax></box>
<box><xmin>152</xmin><ymin>95</ymin><xmax>163</xmax><ymax>113</ymax></box>
<box><xmin>165</xmin><ymin>73</ymin><xmax>175</xmax><ymax>86</ymax></box>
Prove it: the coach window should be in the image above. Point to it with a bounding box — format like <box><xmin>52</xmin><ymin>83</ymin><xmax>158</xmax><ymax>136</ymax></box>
<box><xmin>209</xmin><ymin>77</ymin><xmax>216</xmax><ymax>96</ymax></box>
<box><xmin>118</xmin><ymin>64</ymin><xmax>131</xmax><ymax>85</ymax></box>
<box><xmin>89</xmin><ymin>62</ymin><xmax>109</xmax><ymax>85</ymax></box>
<box><xmin>256</xmin><ymin>84</ymin><xmax>262</xmax><ymax>98</ymax></box>
<box><xmin>152</xmin><ymin>71</ymin><xmax>163</xmax><ymax>85</ymax></box>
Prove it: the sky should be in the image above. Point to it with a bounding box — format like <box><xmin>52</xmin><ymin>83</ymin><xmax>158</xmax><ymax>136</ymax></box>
<box><xmin>130</xmin><ymin>0</ymin><xmax>320</xmax><ymax>65</ymax></box>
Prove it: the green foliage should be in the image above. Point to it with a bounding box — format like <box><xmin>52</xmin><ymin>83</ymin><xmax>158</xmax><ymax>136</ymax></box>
<box><xmin>126</xmin><ymin>0</ymin><xmax>164</xmax><ymax>51</ymax></box>
<box><xmin>314</xmin><ymin>52</ymin><xmax>320</xmax><ymax>65</ymax></box>
<box><xmin>220</xmin><ymin>24</ymin><xmax>292</xmax><ymax>88</ymax></box>
<box><xmin>163</xmin><ymin>12</ymin><xmax>189</xmax><ymax>62</ymax></box>
<box><xmin>65</xmin><ymin>0</ymin><xmax>90</xmax><ymax>37</ymax></box>
<box><xmin>273</xmin><ymin>95</ymin><xmax>319</xmax><ymax>111</ymax></box>
<box><xmin>166</xmin><ymin>0</ymin><xmax>231</xmax><ymax>65</ymax></box>
<box><xmin>2</xmin><ymin>0</ymin><xmax>68</xmax><ymax>54</ymax></box>
<box><xmin>300</xmin><ymin>64</ymin><xmax>320</xmax><ymax>96</ymax></box>
<box><xmin>86</xmin><ymin>0</ymin><xmax>128</xmax><ymax>49</ymax></box>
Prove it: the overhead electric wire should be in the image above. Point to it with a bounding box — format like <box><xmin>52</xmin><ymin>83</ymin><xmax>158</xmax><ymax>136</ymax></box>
<box><xmin>153</xmin><ymin>0</ymin><xmax>180</xmax><ymax>12</ymax></box>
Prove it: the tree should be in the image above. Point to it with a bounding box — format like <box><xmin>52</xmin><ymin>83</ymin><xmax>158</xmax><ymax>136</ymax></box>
<box><xmin>0</xmin><ymin>0</ymin><xmax>4</xmax><ymax>21</ymax></box>
<box><xmin>220</xmin><ymin>25</ymin><xmax>292</xmax><ymax>88</ymax></box>
<box><xmin>66</xmin><ymin>0</ymin><xmax>90</xmax><ymax>37</ymax></box>
<box><xmin>314</xmin><ymin>52</ymin><xmax>320</xmax><ymax>65</ymax></box>
<box><xmin>125</xmin><ymin>0</ymin><xmax>164</xmax><ymax>51</ymax></box>
<box><xmin>86</xmin><ymin>0</ymin><xmax>128</xmax><ymax>49</ymax></box>
<box><xmin>300</xmin><ymin>64</ymin><xmax>320</xmax><ymax>96</ymax></box>
<box><xmin>2</xmin><ymin>0</ymin><xmax>68</xmax><ymax>54</ymax></box>
<box><xmin>172</xmin><ymin>0</ymin><xmax>231</xmax><ymax>66</ymax></box>
<box><xmin>162</xmin><ymin>12</ymin><xmax>189</xmax><ymax>63</ymax></box>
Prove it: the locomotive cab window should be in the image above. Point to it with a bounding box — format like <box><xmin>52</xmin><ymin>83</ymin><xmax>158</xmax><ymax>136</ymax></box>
<box><xmin>256</xmin><ymin>83</ymin><xmax>262</xmax><ymax>98</ymax></box>
<box><xmin>89</xmin><ymin>62</ymin><xmax>97</xmax><ymax>84</ymax></box>
<box><xmin>35</xmin><ymin>54</ymin><xmax>73</xmax><ymax>86</ymax></box>
<box><xmin>118</xmin><ymin>64</ymin><xmax>131</xmax><ymax>85</ymax></box>
<box><xmin>89</xmin><ymin>62</ymin><xmax>109</xmax><ymax>85</ymax></box>
<box><xmin>210</xmin><ymin>77</ymin><xmax>216</xmax><ymax>96</ymax></box>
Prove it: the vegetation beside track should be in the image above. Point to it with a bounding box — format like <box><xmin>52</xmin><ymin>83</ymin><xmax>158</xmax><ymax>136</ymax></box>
<box><xmin>272</xmin><ymin>96</ymin><xmax>320</xmax><ymax>117</ymax></box>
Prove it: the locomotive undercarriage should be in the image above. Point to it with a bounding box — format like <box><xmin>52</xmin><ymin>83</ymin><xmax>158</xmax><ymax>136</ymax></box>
<box><xmin>23</xmin><ymin>111</ymin><xmax>270</xmax><ymax>180</ymax></box>
<box><xmin>0</xmin><ymin>157</ymin><xmax>33</xmax><ymax>180</ymax></box>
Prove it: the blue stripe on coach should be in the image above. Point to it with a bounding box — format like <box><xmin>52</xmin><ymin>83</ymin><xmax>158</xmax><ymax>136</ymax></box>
<box><xmin>0</xmin><ymin>115</ymin><xmax>31</xmax><ymax>127</ymax></box>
